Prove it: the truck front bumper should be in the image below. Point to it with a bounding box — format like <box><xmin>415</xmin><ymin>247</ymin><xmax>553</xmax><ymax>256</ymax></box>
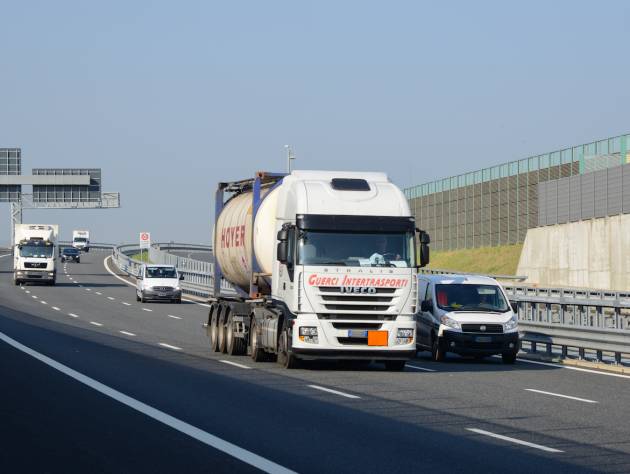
<box><xmin>292</xmin><ymin>348</ymin><xmax>416</xmax><ymax>361</ymax></box>
<box><xmin>15</xmin><ymin>271</ymin><xmax>55</xmax><ymax>282</ymax></box>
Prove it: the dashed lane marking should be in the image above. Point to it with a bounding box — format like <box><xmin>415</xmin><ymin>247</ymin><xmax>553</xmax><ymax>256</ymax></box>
<box><xmin>406</xmin><ymin>364</ymin><xmax>437</xmax><ymax>372</ymax></box>
<box><xmin>308</xmin><ymin>385</ymin><xmax>361</xmax><ymax>399</ymax></box>
<box><xmin>142</xmin><ymin>308</ymin><xmax>152</xmax><ymax>312</ymax></box>
<box><xmin>89</xmin><ymin>321</ymin><xmax>103</xmax><ymax>327</ymax></box>
<box><xmin>466</xmin><ymin>428</ymin><xmax>564</xmax><ymax>453</ymax></box>
<box><xmin>52</xmin><ymin>307</ymin><xmax>60</xmax><ymax>311</ymax></box>
<box><xmin>120</xmin><ymin>331</ymin><xmax>136</xmax><ymax>337</ymax></box>
<box><xmin>168</xmin><ymin>315</ymin><xmax>182</xmax><ymax>320</ymax></box>
<box><xmin>68</xmin><ymin>313</ymin><xmax>79</xmax><ymax>318</ymax></box>
<box><xmin>219</xmin><ymin>360</ymin><xmax>251</xmax><ymax>369</ymax></box>
<box><xmin>122</xmin><ymin>302</ymin><xmax>131</xmax><ymax>306</ymax></box>
<box><xmin>158</xmin><ymin>343</ymin><xmax>181</xmax><ymax>351</ymax></box>
<box><xmin>525</xmin><ymin>388</ymin><xmax>598</xmax><ymax>404</ymax></box>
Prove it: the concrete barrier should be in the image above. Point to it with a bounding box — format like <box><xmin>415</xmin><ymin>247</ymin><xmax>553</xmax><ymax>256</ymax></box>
<box><xmin>517</xmin><ymin>214</ymin><xmax>630</xmax><ymax>290</ymax></box>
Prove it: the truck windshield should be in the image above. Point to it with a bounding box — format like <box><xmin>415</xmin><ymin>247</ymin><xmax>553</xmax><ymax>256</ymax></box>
<box><xmin>20</xmin><ymin>245</ymin><xmax>54</xmax><ymax>258</ymax></box>
<box><xmin>74</xmin><ymin>238</ymin><xmax>87</xmax><ymax>242</ymax></box>
<box><xmin>435</xmin><ymin>284</ymin><xmax>509</xmax><ymax>312</ymax></box>
<box><xmin>146</xmin><ymin>267</ymin><xmax>177</xmax><ymax>278</ymax></box>
<box><xmin>297</xmin><ymin>231</ymin><xmax>414</xmax><ymax>267</ymax></box>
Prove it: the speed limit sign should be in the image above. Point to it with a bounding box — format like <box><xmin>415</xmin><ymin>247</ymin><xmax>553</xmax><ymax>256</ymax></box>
<box><xmin>139</xmin><ymin>232</ymin><xmax>151</xmax><ymax>249</ymax></box>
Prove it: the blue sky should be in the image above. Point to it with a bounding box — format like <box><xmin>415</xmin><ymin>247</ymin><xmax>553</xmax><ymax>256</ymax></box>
<box><xmin>1</xmin><ymin>1</ymin><xmax>629</xmax><ymax>245</ymax></box>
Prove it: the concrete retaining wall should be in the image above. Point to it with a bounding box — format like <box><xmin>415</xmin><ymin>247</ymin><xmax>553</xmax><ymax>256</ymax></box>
<box><xmin>517</xmin><ymin>214</ymin><xmax>630</xmax><ymax>290</ymax></box>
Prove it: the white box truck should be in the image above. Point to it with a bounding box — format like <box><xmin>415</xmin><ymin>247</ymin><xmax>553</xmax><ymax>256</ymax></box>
<box><xmin>13</xmin><ymin>224</ymin><xmax>59</xmax><ymax>286</ymax></box>
<box><xmin>72</xmin><ymin>230</ymin><xmax>90</xmax><ymax>252</ymax></box>
<box><xmin>207</xmin><ymin>170</ymin><xmax>430</xmax><ymax>370</ymax></box>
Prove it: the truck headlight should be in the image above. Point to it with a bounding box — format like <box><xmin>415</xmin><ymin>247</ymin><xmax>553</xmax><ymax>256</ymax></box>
<box><xmin>299</xmin><ymin>326</ymin><xmax>318</xmax><ymax>343</ymax></box>
<box><xmin>395</xmin><ymin>328</ymin><xmax>414</xmax><ymax>345</ymax></box>
<box><xmin>440</xmin><ymin>315</ymin><xmax>461</xmax><ymax>330</ymax></box>
<box><xmin>504</xmin><ymin>315</ymin><xmax>518</xmax><ymax>332</ymax></box>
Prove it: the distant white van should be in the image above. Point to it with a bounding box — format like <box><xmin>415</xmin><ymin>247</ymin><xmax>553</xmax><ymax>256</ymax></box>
<box><xmin>136</xmin><ymin>264</ymin><xmax>184</xmax><ymax>304</ymax></box>
<box><xmin>416</xmin><ymin>274</ymin><xmax>519</xmax><ymax>364</ymax></box>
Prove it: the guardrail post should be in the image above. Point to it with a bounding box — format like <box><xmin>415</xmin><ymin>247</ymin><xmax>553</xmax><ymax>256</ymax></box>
<box><xmin>615</xmin><ymin>352</ymin><xmax>622</xmax><ymax>365</ymax></box>
<box><xmin>546</xmin><ymin>343</ymin><xmax>552</xmax><ymax>356</ymax></box>
<box><xmin>578</xmin><ymin>347</ymin><xmax>585</xmax><ymax>360</ymax></box>
<box><xmin>561</xmin><ymin>345</ymin><xmax>568</xmax><ymax>358</ymax></box>
<box><xmin>596</xmin><ymin>350</ymin><xmax>603</xmax><ymax>362</ymax></box>
<box><xmin>531</xmin><ymin>341</ymin><xmax>537</xmax><ymax>354</ymax></box>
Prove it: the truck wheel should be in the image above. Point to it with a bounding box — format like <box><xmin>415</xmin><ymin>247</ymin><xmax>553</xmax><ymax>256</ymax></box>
<box><xmin>250</xmin><ymin>319</ymin><xmax>266</xmax><ymax>362</ymax></box>
<box><xmin>226</xmin><ymin>313</ymin><xmax>246</xmax><ymax>356</ymax></box>
<box><xmin>277</xmin><ymin>329</ymin><xmax>300</xmax><ymax>369</ymax></box>
<box><xmin>384</xmin><ymin>360</ymin><xmax>406</xmax><ymax>371</ymax></box>
<box><xmin>218</xmin><ymin>308</ymin><xmax>227</xmax><ymax>353</ymax></box>
<box><xmin>502</xmin><ymin>352</ymin><xmax>517</xmax><ymax>364</ymax></box>
<box><xmin>209</xmin><ymin>306</ymin><xmax>221</xmax><ymax>352</ymax></box>
<box><xmin>431</xmin><ymin>334</ymin><xmax>445</xmax><ymax>362</ymax></box>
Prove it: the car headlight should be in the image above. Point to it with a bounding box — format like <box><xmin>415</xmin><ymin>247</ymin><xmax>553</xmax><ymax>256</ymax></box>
<box><xmin>440</xmin><ymin>315</ymin><xmax>461</xmax><ymax>330</ymax></box>
<box><xmin>504</xmin><ymin>315</ymin><xmax>518</xmax><ymax>332</ymax></box>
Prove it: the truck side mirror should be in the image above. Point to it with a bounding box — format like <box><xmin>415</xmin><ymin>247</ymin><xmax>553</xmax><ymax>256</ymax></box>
<box><xmin>420</xmin><ymin>300</ymin><xmax>432</xmax><ymax>312</ymax></box>
<box><xmin>277</xmin><ymin>227</ymin><xmax>289</xmax><ymax>264</ymax></box>
<box><xmin>420</xmin><ymin>244</ymin><xmax>430</xmax><ymax>267</ymax></box>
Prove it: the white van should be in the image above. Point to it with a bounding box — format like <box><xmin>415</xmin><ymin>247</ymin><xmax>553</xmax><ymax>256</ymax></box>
<box><xmin>416</xmin><ymin>274</ymin><xmax>519</xmax><ymax>364</ymax></box>
<box><xmin>136</xmin><ymin>264</ymin><xmax>183</xmax><ymax>303</ymax></box>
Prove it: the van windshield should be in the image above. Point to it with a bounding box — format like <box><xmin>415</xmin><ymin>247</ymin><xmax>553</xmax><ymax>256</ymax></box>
<box><xmin>146</xmin><ymin>267</ymin><xmax>177</xmax><ymax>278</ymax></box>
<box><xmin>74</xmin><ymin>237</ymin><xmax>87</xmax><ymax>243</ymax></box>
<box><xmin>435</xmin><ymin>284</ymin><xmax>509</xmax><ymax>312</ymax></box>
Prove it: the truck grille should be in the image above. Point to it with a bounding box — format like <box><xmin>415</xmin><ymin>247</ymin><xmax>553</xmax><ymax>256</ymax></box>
<box><xmin>25</xmin><ymin>262</ymin><xmax>46</xmax><ymax>269</ymax></box>
<box><xmin>316</xmin><ymin>286</ymin><xmax>397</xmax><ymax>313</ymax></box>
<box><xmin>461</xmin><ymin>324</ymin><xmax>503</xmax><ymax>334</ymax></box>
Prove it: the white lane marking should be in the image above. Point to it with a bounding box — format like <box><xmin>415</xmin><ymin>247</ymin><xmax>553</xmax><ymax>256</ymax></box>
<box><xmin>219</xmin><ymin>360</ymin><xmax>251</xmax><ymax>369</ymax></box>
<box><xmin>103</xmin><ymin>256</ymin><xmax>210</xmax><ymax>308</ymax></box>
<box><xmin>158</xmin><ymin>343</ymin><xmax>181</xmax><ymax>351</ymax></box>
<box><xmin>466</xmin><ymin>428</ymin><xmax>564</xmax><ymax>453</ymax></box>
<box><xmin>52</xmin><ymin>307</ymin><xmax>60</xmax><ymax>311</ymax></box>
<box><xmin>308</xmin><ymin>385</ymin><xmax>361</xmax><ymax>399</ymax></box>
<box><xmin>32</xmin><ymin>295</ymin><xmax>38</xmax><ymax>299</ymax></box>
<box><xmin>68</xmin><ymin>313</ymin><xmax>79</xmax><ymax>318</ymax></box>
<box><xmin>122</xmin><ymin>302</ymin><xmax>131</xmax><ymax>306</ymax></box>
<box><xmin>86</xmin><ymin>288</ymin><xmax>91</xmax><ymax>291</ymax></box>
<box><xmin>406</xmin><ymin>364</ymin><xmax>437</xmax><ymax>372</ymax></box>
<box><xmin>516</xmin><ymin>357</ymin><xmax>630</xmax><ymax>380</ymax></box>
<box><xmin>20</xmin><ymin>286</ymin><xmax>25</xmax><ymax>290</ymax></box>
<box><xmin>142</xmin><ymin>308</ymin><xmax>152</xmax><ymax>312</ymax></box>
<box><xmin>168</xmin><ymin>314</ymin><xmax>182</xmax><ymax>320</ymax></box>
<box><xmin>0</xmin><ymin>254</ymin><xmax>11</xmax><ymax>258</ymax></box>
<box><xmin>89</xmin><ymin>321</ymin><xmax>103</xmax><ymax>327</ymax></box>
<box><xmin>95</xmin><ymin>292</ymin><xmax>102</xmax><ymax>295</ymax></box>
<box><xmin>25</xmin><ymin>290</ymin><xmax>30</xmax><ymax>294</ymax></box>
<box><xmin>0</xmin><ymin>331</ymin><xmax>296</xmax><ymax>474</ymax></box>
<box><xmin>525</xmin><ymin>388</ymin><xmax>598</xmax><ymax>404</ymax></box>
<box><xmin>40</xmin><ymin>301</ymin><xmax>47</xmax><ymax>305</ymax></box>
<box><xmin>120</xmin><ymin>331</ymin><xmax>136</xmax><ymax>337</ymax></box>
<box><xmin>107</xmin><ymin>297</ymin><xmax>115</xmax><ymax>300</ymax></box>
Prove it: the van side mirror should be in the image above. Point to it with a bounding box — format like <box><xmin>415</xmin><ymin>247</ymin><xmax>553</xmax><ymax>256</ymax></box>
<box><xmin>137</xmin><ymin>275</ymin><xmax>143</xmax><ymax>280</ymax></box>
<box><xmin>511</xmin><ymin>302</ymin><xmax>518</xmax><ymax>313</ymax></box>
<box><xmin>179</xmin><ymin>275</ymin><xmax>185</xmax><ymax>281</ymax></box>
<box><xmin>420</xmin><ymin>300</ymin><xmax>432</xmax><ymax>312</ymax></box>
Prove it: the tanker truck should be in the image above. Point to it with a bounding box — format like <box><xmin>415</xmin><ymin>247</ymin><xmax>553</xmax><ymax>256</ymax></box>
<box><xmin>208</xmin><ymin>170</ymin><xmax>430</xmax><ymax>370</ymax></box>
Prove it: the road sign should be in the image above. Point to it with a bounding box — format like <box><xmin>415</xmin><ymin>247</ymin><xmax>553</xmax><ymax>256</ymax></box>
<box><xmin>139</xmin><ymin>232</ymin><xmax>151</xmax><ymax>249</ymax></box>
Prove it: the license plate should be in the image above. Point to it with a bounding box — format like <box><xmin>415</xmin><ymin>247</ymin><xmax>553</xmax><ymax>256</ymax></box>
<box><xmin>158</xmin><ymin>293</ymin><xmax>168</xmax><ymax>297</ymax></box>
<box><xmin>348</xmin><ymin>330</ymin><xmax>368</xmax><ymax>338</ymax></box>
<box><xmin>475</xmin><ymin>336</ymin><xmax>492</xmax><ymax>343</ymax></box>
<box><xmin>367</xmin><ymin>331</ymin><xmax>388</xmax><ymax>346</ymax></box>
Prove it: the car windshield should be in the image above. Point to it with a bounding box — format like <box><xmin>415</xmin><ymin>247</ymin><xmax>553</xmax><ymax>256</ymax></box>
<box><xmin>297</xmin><ymin>231</ymin><xmax>415</xmax><ymax>267</ymax></box>
<box><xmin>146</xmin><ymin>267</ymin><xmax>177</xmax><ymax>278</ymax></box>
<box><xmin>63</xmin><ymin>248</ymin><xmax>79</xmax><ymax>255</ymax></box>
<box><xmin>435</xmin><ymin>284</ymin><xmax>509</xmax><ymax>312</ymax></box>
<box><xmin>74</xmin><ymin>237</ymin><xmax>87</xmax><ymax>242</ymax></box>
<box><xmin>19</xmin><ymin>245</ymin><xmax>54</xmax><ymax>258</ymax></box>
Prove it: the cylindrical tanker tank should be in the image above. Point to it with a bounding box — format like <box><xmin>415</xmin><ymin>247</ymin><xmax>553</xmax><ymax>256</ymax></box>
<box><xmin>214</xmin><ymin>186</ymin><xmax>280</xmax><ymax>294</ymax></box>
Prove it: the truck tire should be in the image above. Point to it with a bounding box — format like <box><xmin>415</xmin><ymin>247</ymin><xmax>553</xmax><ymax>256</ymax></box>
<box><xmin>250</xmin><ymin>318</ymin><xmax>266</xmax><ymax>362</ymax></box>
<box><xmin>384</xmin><ymin>360</ymin><xmax>406</xmax><ymax>371</ymax></box>
<box><xmin>226</xmin><ymin>312</ymin><xmax>246</xmax><ymax>356</ymax></box>
<box><xmin>218</xmin><ymin>307</ymin><xmax>227</xmax><ymax>353</ymax></box>
<box><xmin>209</xmin><ymin>306</ymin><xmax>221</xmax><ymax>352</ymax></box>
<box><xmin>431</xmin><ymin>334</ymin><xmax>445</xmax><ymax>362</ymax></box>
<box><xmin>277</xmin><ymin>328</ymin><xmax>300</xmax><ymax>369</ymax></box>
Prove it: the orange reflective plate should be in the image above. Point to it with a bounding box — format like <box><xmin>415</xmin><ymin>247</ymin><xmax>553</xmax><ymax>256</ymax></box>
<box><xmin>367</xmin><ymin>331</ymin><xmax>388</xmax><ymax>346</ymax></box>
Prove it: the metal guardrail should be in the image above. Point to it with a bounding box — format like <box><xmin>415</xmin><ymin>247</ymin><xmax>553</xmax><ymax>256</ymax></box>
<box><xmin>504</xmin><ymin>284</ymin><xmax>630</xmax><ymax>364</ymax></box>
<box><xmin>59</xmin><ymin>241</ymin><xmax>116</xmax><ymax>250</ymax></box>
<box><xmin>420</xmin><ymin>268</ymin><xmax>527</xmax><ymax>282</ymax></box>
<box><xmin>111</xmin><ymin>242</ymin><xmax>235</xmax><ymax>298</ymax></box>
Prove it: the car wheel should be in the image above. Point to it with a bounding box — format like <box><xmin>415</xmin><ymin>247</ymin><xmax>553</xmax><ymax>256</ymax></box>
<box><xmin>140</xmin><ymin>291</ymin><xmax>146</xmax><ymax>303</ymax></box>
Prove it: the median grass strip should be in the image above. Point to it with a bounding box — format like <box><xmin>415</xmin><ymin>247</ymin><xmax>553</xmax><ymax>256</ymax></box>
<box><xmin>427</xmin><ymin>243</ymin><xmax>523</xmax><ymax>275</ymax></box>
<box><xmin>129</xmin><ymin>252</ymin><xmax>151</xmax><ymax>263</ymax></box>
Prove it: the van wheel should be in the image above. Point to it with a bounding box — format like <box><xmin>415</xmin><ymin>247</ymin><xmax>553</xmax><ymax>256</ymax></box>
<box><xmin>136</xmin><ymin>292</ymin><xmax>141</xmax><ymax>302</ymax></box>
<box><xmin>502</xmin><ymin>352</ymin><xmax>517</xmax><ymax>364</ymax></box>
<box><xmin>384</xmin><ymin>360</ymin><xmax>406</xmax><ymax>371</ymax></box>
<box><xmin>431</xmin><ymin>335</ymin><xmax>445</xmax><ymax>362</ymax></box>
<box><xmin>250</xmin><ymin>318</ymin><xmax>266</xmax><ymax>362</ymax></box>
<box><xmin>140</xmin><ymin>292</ymin><xmax>146</xmax><ymax>303</ymax></box>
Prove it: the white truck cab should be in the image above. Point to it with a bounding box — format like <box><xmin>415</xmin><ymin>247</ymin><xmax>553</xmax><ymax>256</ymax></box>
<box><xmin>416</xmin><ymin>274</ymin><xmax>519</xmax><ymax>364</ymax></box>
<box><xmin>136</xmin><ymin>264</ymin><xmax>184</xmax><ymax>304</ymax></box>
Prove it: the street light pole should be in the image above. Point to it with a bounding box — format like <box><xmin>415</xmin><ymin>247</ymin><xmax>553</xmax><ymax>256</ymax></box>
<box><xmin>285</xmin><ymin>145</ymin><xmax>295</xmax><ymax>173</ymax></box>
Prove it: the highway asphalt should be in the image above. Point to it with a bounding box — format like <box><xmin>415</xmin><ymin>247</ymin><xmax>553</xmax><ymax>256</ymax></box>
<box><xmin>1</xmin><ymin>250</ymin><xmax>630</xmax><ymax>473</ymax></box>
